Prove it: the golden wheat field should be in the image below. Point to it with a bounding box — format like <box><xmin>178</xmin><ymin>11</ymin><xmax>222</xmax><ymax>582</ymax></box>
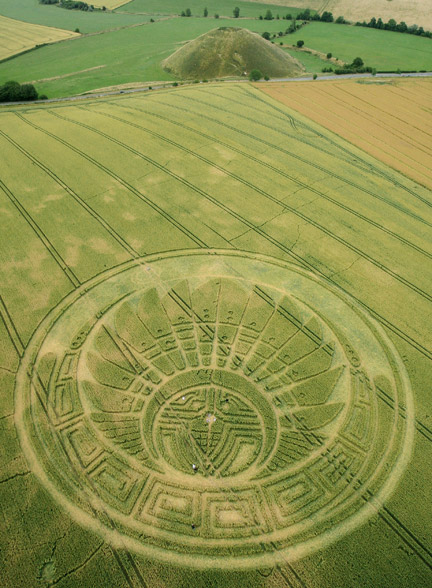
<box><xmin>0</xmin><ymin>15</ymin><xmax>78</xmax><ymax>62</ymax></box>
<box><xmin>260</xmin><ymin>77</ymin><xmax>432</xmax><ymax>191</ymax></box>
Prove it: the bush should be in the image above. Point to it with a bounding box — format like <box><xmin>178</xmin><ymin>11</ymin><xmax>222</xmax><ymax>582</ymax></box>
<box><xmin>313</xmin><ymin>73</ymin><xmax>317</xmax><ymax>79</ymax></box>
<box><xmin>173</xmin><ymin>82</ymin><xmax>178</xmax><ymax>86</ymax></box>
<box><xmin>214</xmin><ymin>13</ymin><xmax>219</xmax><ymax>18</ymax></box>
<box><xmin>249</xmin><ymin>69</ymin><xmax>263</xmax><ymax>81</ymax></box>
<box><xmin>262</xmin><ymin>31</ymin><xmax>271</xmax><ymax>40</ymax></box>
<box><xmin>264</xmin><ymin>75</ymin><xmax>270</xmax><ymax>81</ymax></box>
<box><xmin>296</xmin><ymin>39</ymin><xmax>304</xmax><ymax>47</ymax></box>
<box><xmin>326</xmin><ymin>52</ymin><xmax>332</xmax><ymax>59</ymax></box>
<box><xmin>74</xmin><ymin>27</ymin><xmax>80</xmax><ymax>32</ymax></box>
<box><xmin>39</xmin><ymin>94</ymin><xmax>48</xmax><ymax>100</ymax></box>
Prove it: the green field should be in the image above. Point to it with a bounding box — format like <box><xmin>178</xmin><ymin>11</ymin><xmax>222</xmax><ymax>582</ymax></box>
<box><xmin>0</xmin><ymin>0</ymin><xmax>153</xmax><ymax>33</ymax></box>
<box><xmin>283</xmin><ymin>46</ymin><xmax>328</xmax><ymax>72</ymax></box>
<box><xmin>1</xmin><ymin>82</ymin><xmax>432</xmax><ymax>586</ymax></box>
<box><xmin>0</xmin><ymin>18</ymin><xmax>299</xmax><ymax>97</ymax></box>
<box><xmin>118</xmin><ymin>0</ymin><xmax>304</xmax><ymax>18</ymax></box>
<box><xmin>284</xmin><ymin>22</ymin><xmax>432</xmax><ymax>70</ymax></box>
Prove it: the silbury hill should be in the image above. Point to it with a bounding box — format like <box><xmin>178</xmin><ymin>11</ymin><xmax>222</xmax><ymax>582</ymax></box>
<box><xmin>162</xmin><ymin>26</ymin><xmax>303</xmax><ymax>80</ymax></box>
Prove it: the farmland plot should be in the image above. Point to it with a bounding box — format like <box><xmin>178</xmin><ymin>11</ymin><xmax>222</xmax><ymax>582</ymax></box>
<box><xmin>1</xmin><ymin>83</ymin><xmax>432</xmax><ymax>586</ymax></box>
<box><xmin>0</xmin><ymin>14</ymin><xmax>78</xmax><ymax>61</ymax></box>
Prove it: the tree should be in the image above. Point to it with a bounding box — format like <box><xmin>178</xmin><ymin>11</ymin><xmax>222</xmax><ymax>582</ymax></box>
<box><xmin>296</xmin><ymin>39</ymin><xmax>304</xmax><ymax>47</ymax></box>
<box><xmin>249</xmin><ymin>69</ymin><xmax>262</xmax><ymax>81</ymax></box>
<box><xmin>264</xmin><ymin>9</ymin><xmax>273</xmax><ymax>20</ymax></box>
<box><xmin>351</xmin><ymin>56</ymin><xmax>364</xmax><ymax>68</ymax></box>
<box><xmin>335</xmin><ymin>16</ymin><xmax>345</xmax><ymax>24</ymax></box>
<box><xmin>233</xmin><ymin>6</ymin><xmax>240</xmax><ymax>18</ymax></box>
<box><xmin>203</xmin><ymin>7</ymin><xmax>208</xmax><ymax>17</ymax></box>
<box><xmin>262</xmin><ymin>31</ymin><xmax>271</xmax><ymax>40</ymax></box>
<box><xmin>321</xmin><ymin>11</ymin><xmax>333</xmax><ymax>22</ymax></box>
<box><xmin>185</xmin><ymin>7</ymin><xmax>191</xmax><ymax>17</ymax></box>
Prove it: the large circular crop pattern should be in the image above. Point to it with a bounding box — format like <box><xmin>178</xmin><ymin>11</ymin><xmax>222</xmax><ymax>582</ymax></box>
<box><xmin>15</xmin><ymin>250</ymin><xmax>414</xmax><ymax>568</ymax></box>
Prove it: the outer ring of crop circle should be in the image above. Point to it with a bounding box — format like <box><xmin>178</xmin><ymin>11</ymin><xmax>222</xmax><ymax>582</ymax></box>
<box><xmin>14</xmin><ymin>249</ymin><xmax>415</xmax><ymax>569</ymax></box>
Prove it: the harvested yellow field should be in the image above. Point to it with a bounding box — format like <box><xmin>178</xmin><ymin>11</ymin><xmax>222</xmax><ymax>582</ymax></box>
<box><xmin>250</xmin><ymin>0</ymin><xmax>432</xmax><ymax>29</ymax></box>
<box><xmin>0</xmin><ymin>15</ymin><xmax>78</xmax><ymax>61</ymax></box>
<box><xmin>259</xmin><ymin>77</ymin><xmax>432</xmax><ymax>190</ymax></box>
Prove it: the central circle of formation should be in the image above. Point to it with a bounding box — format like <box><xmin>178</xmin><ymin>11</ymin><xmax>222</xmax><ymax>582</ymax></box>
<box><xmin>16</xmin><ymin>251</ymin><xmax>413</xmax><ymax>568</ymax></box>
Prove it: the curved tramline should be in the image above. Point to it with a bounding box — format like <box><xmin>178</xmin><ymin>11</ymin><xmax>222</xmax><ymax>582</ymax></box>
<box><xmin>15</xmin><ymin>251</ymin><xmax>414</xmax><ymax>568</ymax></box>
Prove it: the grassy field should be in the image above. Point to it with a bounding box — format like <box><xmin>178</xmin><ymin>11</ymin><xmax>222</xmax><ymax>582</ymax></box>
<box><xmin>2</xmin><ymin>16</ymin><xmax>432</xmax><ymax>98</ymax></box>
<box><xmin>260</xmin><ymin>77</ymin><xmax>432</xmax><ymax>189</ymax></box>
<box><xmin>0</xmin><ymin>0</ymin><xmax>153</xmax><ymax>33</ymax></box>
<box><xmin>117</xmin><ymin>0</ymin><xmax>305</xmax><ymax>18</ymax></box>
<box><xmin>283</xmin><ymin>21</ymin><xmax>432</xmax><ymax>71</ymax></box>
<box><xmin>0</xmin><ymin>14</ymin><xmax>78</xmax><ymax>61</ymax></box>
<box><xmin>1</xmin><ymin>81</ymin><xmax>432</xmax><ymax>586</ymax></box>
<box><xmin>283</xmin><ymin>46</ymin><xmax>329</xmax><ymax>72</ymax></box>
<box><xmin>0</xmin><ymin>18</ymin><xmax>299</xmax><ymax>97</ymax></box>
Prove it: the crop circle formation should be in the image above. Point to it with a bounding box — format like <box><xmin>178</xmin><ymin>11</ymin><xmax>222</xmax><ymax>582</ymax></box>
<box><xmin>15</xmin><ymin>250</ymin><xmax>414</xmax><ymax>568</ymax></box>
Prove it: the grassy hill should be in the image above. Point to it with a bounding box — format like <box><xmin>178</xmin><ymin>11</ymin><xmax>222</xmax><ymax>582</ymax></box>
<box><xmin>163</xmin><ymin>26</ymin><xmax>303</xmax><ymax>79</ymax></box>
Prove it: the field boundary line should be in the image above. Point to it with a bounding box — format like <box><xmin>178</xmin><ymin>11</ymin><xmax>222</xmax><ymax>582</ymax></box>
<box><xmin>243</xmin><ymin>84</ymin><xmax>432</xmax><ymax>193</ymax></box>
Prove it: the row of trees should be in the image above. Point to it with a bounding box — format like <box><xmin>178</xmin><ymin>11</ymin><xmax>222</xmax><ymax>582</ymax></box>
<box><xmin>260</xmin><ymin>9</ymin><xmax>335</xmax><ymax>22</ymax></box>
<box><xmin>355</xmin><ymin>17</ymin><xmax>432</xmax><ymax>38</ymax></box>
<box><xmin>0</xmin><ymin>81</ymin><xmax>46</xmax><ymax>102</ymax></box>
<box><xmin>182</xmin><ymin>7</ymin><xmax>240</xmax><ymax>18</ymax></box>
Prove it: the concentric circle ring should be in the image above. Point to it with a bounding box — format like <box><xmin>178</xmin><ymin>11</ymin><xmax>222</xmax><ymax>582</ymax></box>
<box><xmin>15</xmin><ymin>250</ymin><xmax>414</xmax><ymax>569</ymax></box>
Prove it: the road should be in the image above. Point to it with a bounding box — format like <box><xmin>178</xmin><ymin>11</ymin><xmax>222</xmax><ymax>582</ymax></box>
<box><xmin>1</xmin><ymin>71</ymin><xmax>432</xmax><ymax>107</ymax></box>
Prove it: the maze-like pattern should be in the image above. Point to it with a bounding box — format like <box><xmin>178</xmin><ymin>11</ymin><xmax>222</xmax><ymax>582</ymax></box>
<box><xmin>16</xmin><ymin>252</ymin><xmax>413</xmax><ymax>567</ymax></box>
